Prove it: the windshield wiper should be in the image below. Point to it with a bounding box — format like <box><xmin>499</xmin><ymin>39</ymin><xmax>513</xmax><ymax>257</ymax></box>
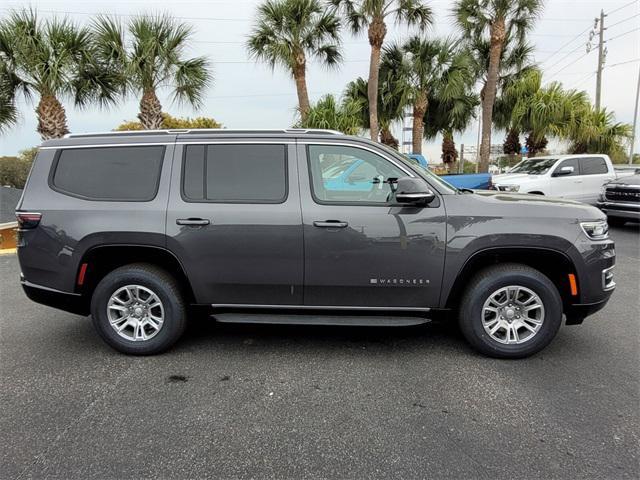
<box><xmin>458</xmin><ymin>188</ymin><xmax>474</xmax><ymax>194</ymax></box>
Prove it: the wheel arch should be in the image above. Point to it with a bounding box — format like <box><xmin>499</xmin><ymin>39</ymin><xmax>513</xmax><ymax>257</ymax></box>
<box><xmin>444</xmin><ymin>246</ymin><xmax>578</xmax><ymax>313</ymax></box>
<box><xmin>75</xmin><ymin>244</ymin><xmax>196</xmax><ymax>304</ymax></box>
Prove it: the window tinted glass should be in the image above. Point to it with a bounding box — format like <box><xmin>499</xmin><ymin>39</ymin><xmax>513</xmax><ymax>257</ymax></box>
<box><xmin>182</xmin><ymin>144</ymin><xmax>287</xmax><ymax>203</ymax></box>
<box><xmin>581</xmin><ymin>157</ymin><xmax>608</xmax><ymax>175</ymax></box>
<box><xmin>308</xmin><ymin>145</ymin><xmax>406</xmax><ymax>204</ymax></box>
<box><xmin>553</xmin><ymin>158</ymin><xmax>580</xmax><ymax>177</ymax></box>
<box><xmin>183</xmin><ymin>145</ymin><xmax>205</xmax><ymax>199</ymax></box>
<box><xmin>52</xmin><ymin>146</ymin><xmax>164</xmax><ymax>200</ymax></box>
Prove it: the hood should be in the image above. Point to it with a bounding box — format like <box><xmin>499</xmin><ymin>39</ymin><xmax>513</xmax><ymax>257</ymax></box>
<box><xmin>492</xmin><ymin>173</ymin><xmax>544</xmax><ymax>184</ymax></box>
<box><xmin>606</xmin><ymin>174</ymin><xmax>640</xmax><ymax>187</ymax></box>
<box><xmin>469</xmin><ymin>190</ymin><xmax>605</xmax><ymax>221</ymax></box>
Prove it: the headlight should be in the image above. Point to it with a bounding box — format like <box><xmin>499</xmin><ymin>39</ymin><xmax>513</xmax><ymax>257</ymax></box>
<box><xmin>580</xmin><ymin>220</ymin><xmax>609</xmax><ymax>240</ymax></box>
<box><xmin>500</xmin><ymin>184</ymin><xmax>520</xmax><ymax>192</ymax></box>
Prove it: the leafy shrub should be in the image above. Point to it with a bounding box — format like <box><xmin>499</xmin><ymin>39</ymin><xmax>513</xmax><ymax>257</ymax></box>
<box><xmin>0</xmin><ymin>148</ymin><xmax>37</xmax><ymax>189</ymax></box>
<box><xmin>115</xmin><ymin>113</ymin><xmax>222</xmax><ymax>131</ymax></box>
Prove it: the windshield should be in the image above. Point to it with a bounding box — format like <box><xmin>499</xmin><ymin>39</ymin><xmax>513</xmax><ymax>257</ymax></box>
<box><xmin>374</xmin><ymin>143</ymin><xmax>458</xmax><ymax>193</ymax></box>
<box><xmin>509</xmin><ymin>157</ymin><xmax>558</xmax><ymax>175</ymax></box>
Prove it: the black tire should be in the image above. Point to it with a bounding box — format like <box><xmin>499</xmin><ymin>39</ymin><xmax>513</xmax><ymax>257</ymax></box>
<box><xmin>607</xmin><ymin>216</ymin><xmax>627</xmax><ymax>227</ymax></box>
<box><xmin>91</xmin><ymin>263</ymin><xmax>186</xmax><ymax>355</ymax></box>
<box><xmin>458</xmin><ymin>263</ymin><xmax>562</xmax><ymax>359</ymax></box>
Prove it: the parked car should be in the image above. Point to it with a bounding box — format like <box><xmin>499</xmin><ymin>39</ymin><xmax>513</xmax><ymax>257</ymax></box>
<box><xmin>16</xmin><ymin>129</ymin><xmax>615</xmax><ymax>358</ymax></box>
<box><xmin>406</xmin><ymin>153</ymin><xmax>491</xmax><ymax>190</ymax></box>
<box><xmin>491</xmin><ymin>154</ymin><xmax>624</xmax><ymax>205</ymax></box>
<box><xmin>597</xmin><ymin>174</ymin><xmax>640</xmax><ymax>226</ymax></box>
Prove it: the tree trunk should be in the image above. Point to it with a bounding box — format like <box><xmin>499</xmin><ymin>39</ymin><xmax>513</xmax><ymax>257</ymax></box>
<box><xmin>36</xmin><ymin>95</ymin><xmax>69</xmax><ymax>140</ymax></box>
<box><xmin>525</xmin><ymin>133</ymin><xmax>548</xmax><ymax>157</ymax></box>
<box><xmin>138</xmin><ymin>89</ymin><xmax>164</xmax><ymax>130</ymax></box>
<box><xmin>380</xmin><ymin>126</ymin><xmax>399</xmax><ymax>150</ymax></box>
<box><xmin>479</xmin><ymin>17</ymin><xmax>506</xmax><ymax>172</ymax></box>
<box><xmin>503</xmin><ymin>128</ymin><xmax>521</xmax><ymax>155</ymax></box>
<box><xmin>293</xmin><ymin>51</ymin><xmax>310</xmax><ymax>122</ymax></box>
<box><xmin>441</xmin><ymin>131</ymin><xmax>458</xmax><ymax>172</ymax></box>
<box><xmin>411</xmin><ymin>93</ymin><xmax>428</xmax><ymax>154</ymax></box>
<box><xmin>367</xmin><ymin>17</ymin><xmax>386</xmax><ymax>142</ymax></box>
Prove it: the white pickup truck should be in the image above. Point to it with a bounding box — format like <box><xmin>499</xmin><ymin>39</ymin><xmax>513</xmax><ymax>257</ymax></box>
<box><xmin>491</xmin><ymin>154</ymin><xmax>631</xmax><ymax>205</ymax></box>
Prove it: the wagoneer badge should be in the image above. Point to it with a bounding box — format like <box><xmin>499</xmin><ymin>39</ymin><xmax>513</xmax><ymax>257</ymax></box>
<box><xmin>370</xmin><ymin>278</ymin><xmax>429</xmax><ymax>285</ymax></box>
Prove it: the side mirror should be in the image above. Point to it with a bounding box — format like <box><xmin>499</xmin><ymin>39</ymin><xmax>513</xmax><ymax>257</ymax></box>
<box><xmin>394</xmin><ymin>177</ymin><xmax>436</xmax><ymax>205</ymax></box>
<box><xmin>554</xmin><ymin>165</ymin><xmax>574</xmax><ymax>176</ymax></box>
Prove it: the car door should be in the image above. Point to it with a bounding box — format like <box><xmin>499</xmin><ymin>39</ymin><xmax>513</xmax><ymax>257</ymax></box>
<box><xmin>166</xmin><ymin>138</ymin><xmax>303</xmax><ymax>305</ymax></box>
<box><xmin>297</xmin><ymin>141</ymin><xmax>446</xmax><ymax>309</ymax></box>
<box><xmin>550</xmin><ymin>158</ymin><xmax>582</xmax><ymax>200</ymax></box>
<box><xmin>579</xmin><ymin>156</ymin><xmax>611</xmax><ymax>204</ymax></box>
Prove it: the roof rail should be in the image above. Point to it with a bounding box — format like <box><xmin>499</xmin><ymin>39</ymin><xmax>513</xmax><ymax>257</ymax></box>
<box><xmin>63</xmin><ymin>128</ymin><xmax>343</xmax><ymax>139</ymax></box>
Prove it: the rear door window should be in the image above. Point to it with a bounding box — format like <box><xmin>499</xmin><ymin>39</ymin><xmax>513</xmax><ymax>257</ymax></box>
<box><xmin>182</xmin><ymin>144</ymin><xmax>287</xmax><ymax>203</ymax></box>
<box><xmin>580</xmin><ymin>157</ymin><xmax>609</xmax><ymax>175</ymax></box>
<box><xmin>52</xmin><ymin>146</ymin><xmax>165</xmax><ymax>201</ymax></box>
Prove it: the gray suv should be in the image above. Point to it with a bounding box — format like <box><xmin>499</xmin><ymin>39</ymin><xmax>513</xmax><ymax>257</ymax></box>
<box><xmin>16</xmin><ymin>129</ymin><xmax>615</xmax><ymax>358</ymax></box>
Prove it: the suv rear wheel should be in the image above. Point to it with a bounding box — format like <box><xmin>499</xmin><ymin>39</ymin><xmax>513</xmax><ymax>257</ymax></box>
<box><xmin>458</xmin><ymin>263</ymin><xmax>563</xmax><ymax>358</ymax></box>
<box><xmin>91</xmin><ymin>264</ymin><xmax>186</xmax><ymax>355</ymax></box>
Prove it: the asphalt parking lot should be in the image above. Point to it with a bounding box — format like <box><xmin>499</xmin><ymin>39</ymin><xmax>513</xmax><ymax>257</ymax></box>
<box><xmin>1</xmin><ymin>225</ymin><xmax>639</xmax><ymax>479</ymax></box>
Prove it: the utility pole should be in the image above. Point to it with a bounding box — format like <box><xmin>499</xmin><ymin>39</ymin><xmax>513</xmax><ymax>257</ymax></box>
<box><xmin>629</xmin><ymin>65</ymin><xmax>640</xmax><ymax>165</ymax></box>
<box><xmin>594</xmin><ymin>10</ymin><xmax>607</xmax><ymax>110</ymax></box>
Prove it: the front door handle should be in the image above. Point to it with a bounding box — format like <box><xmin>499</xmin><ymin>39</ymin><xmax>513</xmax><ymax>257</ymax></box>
<box><xmin>176</xmin><ymin>218</ymin><xmax>210</xmax><ymax>226</ymax></box>
<box><xmin>313</xmin><ymin>220</ymin><xmax>348</xmax><ymax>228</ymax></box>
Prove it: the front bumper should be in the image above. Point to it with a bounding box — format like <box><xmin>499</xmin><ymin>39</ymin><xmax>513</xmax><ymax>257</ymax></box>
<box><xmin>597</xmin><ymin>201</ymin><xmax>640</xmax><ymax>220</ymax></box>
<box><xmin>563</xmin><ymin>231</ymin><xmax>616</xmax><ymax>324</ymax></box>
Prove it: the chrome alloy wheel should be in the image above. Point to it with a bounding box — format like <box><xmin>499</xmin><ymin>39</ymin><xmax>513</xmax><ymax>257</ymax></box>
<box><xmin>481</xmin><ymin>285</ymin><xmax>545</xmax><ymax>345</ymax></box>
<box><xmin>107</xmin><ymin>285</ymin><xmax>164</xmax><ymax>341</ymax></box>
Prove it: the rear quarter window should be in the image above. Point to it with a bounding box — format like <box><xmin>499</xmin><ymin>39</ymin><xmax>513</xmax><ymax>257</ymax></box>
<box><xmin>51</xmin><ymin>146</ymin><xmax>165</xmax><ymax>201</ymax></box>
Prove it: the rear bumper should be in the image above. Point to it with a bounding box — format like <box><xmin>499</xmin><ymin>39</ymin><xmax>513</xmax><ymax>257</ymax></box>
<box><xmin>21</xmin><ymin>276</ymin><xmax>89</xmax><ymax>316</ymax></box>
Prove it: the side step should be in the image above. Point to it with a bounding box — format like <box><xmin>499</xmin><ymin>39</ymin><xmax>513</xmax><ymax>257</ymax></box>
<box><xmin>212</xmin><ymin>313</ymin><xmax>430</xmax><ymax>327</ymax></box>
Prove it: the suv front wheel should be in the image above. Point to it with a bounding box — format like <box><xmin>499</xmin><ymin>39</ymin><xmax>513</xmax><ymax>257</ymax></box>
<box><xmin>458</xmin><ymin>264</ymin><xmax>563</xmax><ymax>358</ymax></box>
<box><xmin>91</xmin><ymin>264</ymin><xmax>186</xmax><ymax>355</ymax></box>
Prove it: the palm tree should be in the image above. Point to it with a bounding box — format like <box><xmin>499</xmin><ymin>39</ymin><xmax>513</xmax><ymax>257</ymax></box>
<box><xmin>0</xmin><ymin>73</ymin><xmax>18</xmax><ymax>133</ymax></box>
<box><xmin>343</xmin><ymin>76</ymin><xmax>405</xmax><ymax>148</ymax></box>
<box><xmin>0</xmin><ymin>10</ymin><xmax>120</xmax><ymax>139</ymax></box>
<box><xmin>247</xmin><ymin>0</ymin><xmax>342</xmax><ymax>122</ymax></box>
<box><xmin>330</xmin><ymin>0</ymin><xmax>432</xmax><ymax>142</ymax></box>
<box><xmin>568</xmin><ymin>106</ymin><xmax>631</xmax><ymax>157</ymax></box>
<box><xmin>92</xmin><ymin>14</ymin><xmax>212</xmax><ymax>130</ymax></box>
<box><xmin>454</xmin><ymin>0</ymin><xmax>543</xmax><ymax>171</ymax></box>
<box><xmin>423</xmin><ymin>85</ymin><xmax>478</xmax><ymax>171</ymax></box>
<box><xmin>297</xmin><ymin>94</ymin><xmax>364</xmax><ymax>134</ymax></box>
<box><xmin>381</xmin><ymin>36</ymin><xmax>474</xmax><ymax>154</ymax></box>
<box><xmin>499</xmin><ymin>69</ymin><xmax>591</xmax><ymax>156</ymax></box>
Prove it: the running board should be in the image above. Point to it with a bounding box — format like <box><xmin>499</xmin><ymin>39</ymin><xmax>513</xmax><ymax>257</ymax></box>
<box><xmin>212</xmin><ymin>313</ymin><xmax>430</xmax><ymax>327</ymax></box>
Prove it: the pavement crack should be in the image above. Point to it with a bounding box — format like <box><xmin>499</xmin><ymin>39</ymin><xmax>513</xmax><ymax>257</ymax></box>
<box><xmin>15</xmin><ymin>362</ymin><xmax>139</xmax><ymax>479</ymax></box>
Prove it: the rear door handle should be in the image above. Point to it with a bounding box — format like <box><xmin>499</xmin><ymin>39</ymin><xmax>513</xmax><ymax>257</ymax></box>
<box><xmin>176</xmin><ymin>218</ymin><xmax>210</xmax><ymax>226</ymax></box>
<box><xmin>313</xmin><ymin>220</ymin><xmax>348</xmax><ymax>228</ymax></box>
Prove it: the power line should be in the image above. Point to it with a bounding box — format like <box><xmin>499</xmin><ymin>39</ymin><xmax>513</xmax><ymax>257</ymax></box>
<box><xmin>547</xmin><ymin>50</ymin><xmax>592</xmax><ymax>78</ymax></box>
<box><xmin>0</xmin><ymin>7</ymin><xmax>250</xmax><ymax>21</ymax></box>
<box><xmin>606</xmin><ymin>58</ymin><xmax>640</xmax><ymax>68</ymax></box>
<box><xmin>540</xmin><ymin>25</ymin><xmax>593</xmax><ymax>64</ymax></box>
<box><xmin>544</xmin><ymin>43</ymin><xmax>586</xmax><ymax>71</ymax></box>
<box><xmin>607</xmin><ymin>13</ymin><xmax>640</xmax><ymax>29</ymax></box>
<box><xmin>605</xmin><ymin>0</ymin><xmax>638</xmax><ymax>16</ymax></box>
<box><xmin>607</xmin><ymin>27</ymin><xmax>640</xmax><ymax>43</ymax></box>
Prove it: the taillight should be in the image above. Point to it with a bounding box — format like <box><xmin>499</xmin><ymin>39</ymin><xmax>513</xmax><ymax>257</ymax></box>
<box><xmin>16</xmin><ymin>212</ymin><xmax>42</xmax><ymax>229</ymax></box>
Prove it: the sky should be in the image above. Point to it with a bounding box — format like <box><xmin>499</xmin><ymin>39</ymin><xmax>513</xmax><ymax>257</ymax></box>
<box><xmin>1</xmin><ymin>0</ymin><xmax>639</xmax><ymax>160</ymax></box>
